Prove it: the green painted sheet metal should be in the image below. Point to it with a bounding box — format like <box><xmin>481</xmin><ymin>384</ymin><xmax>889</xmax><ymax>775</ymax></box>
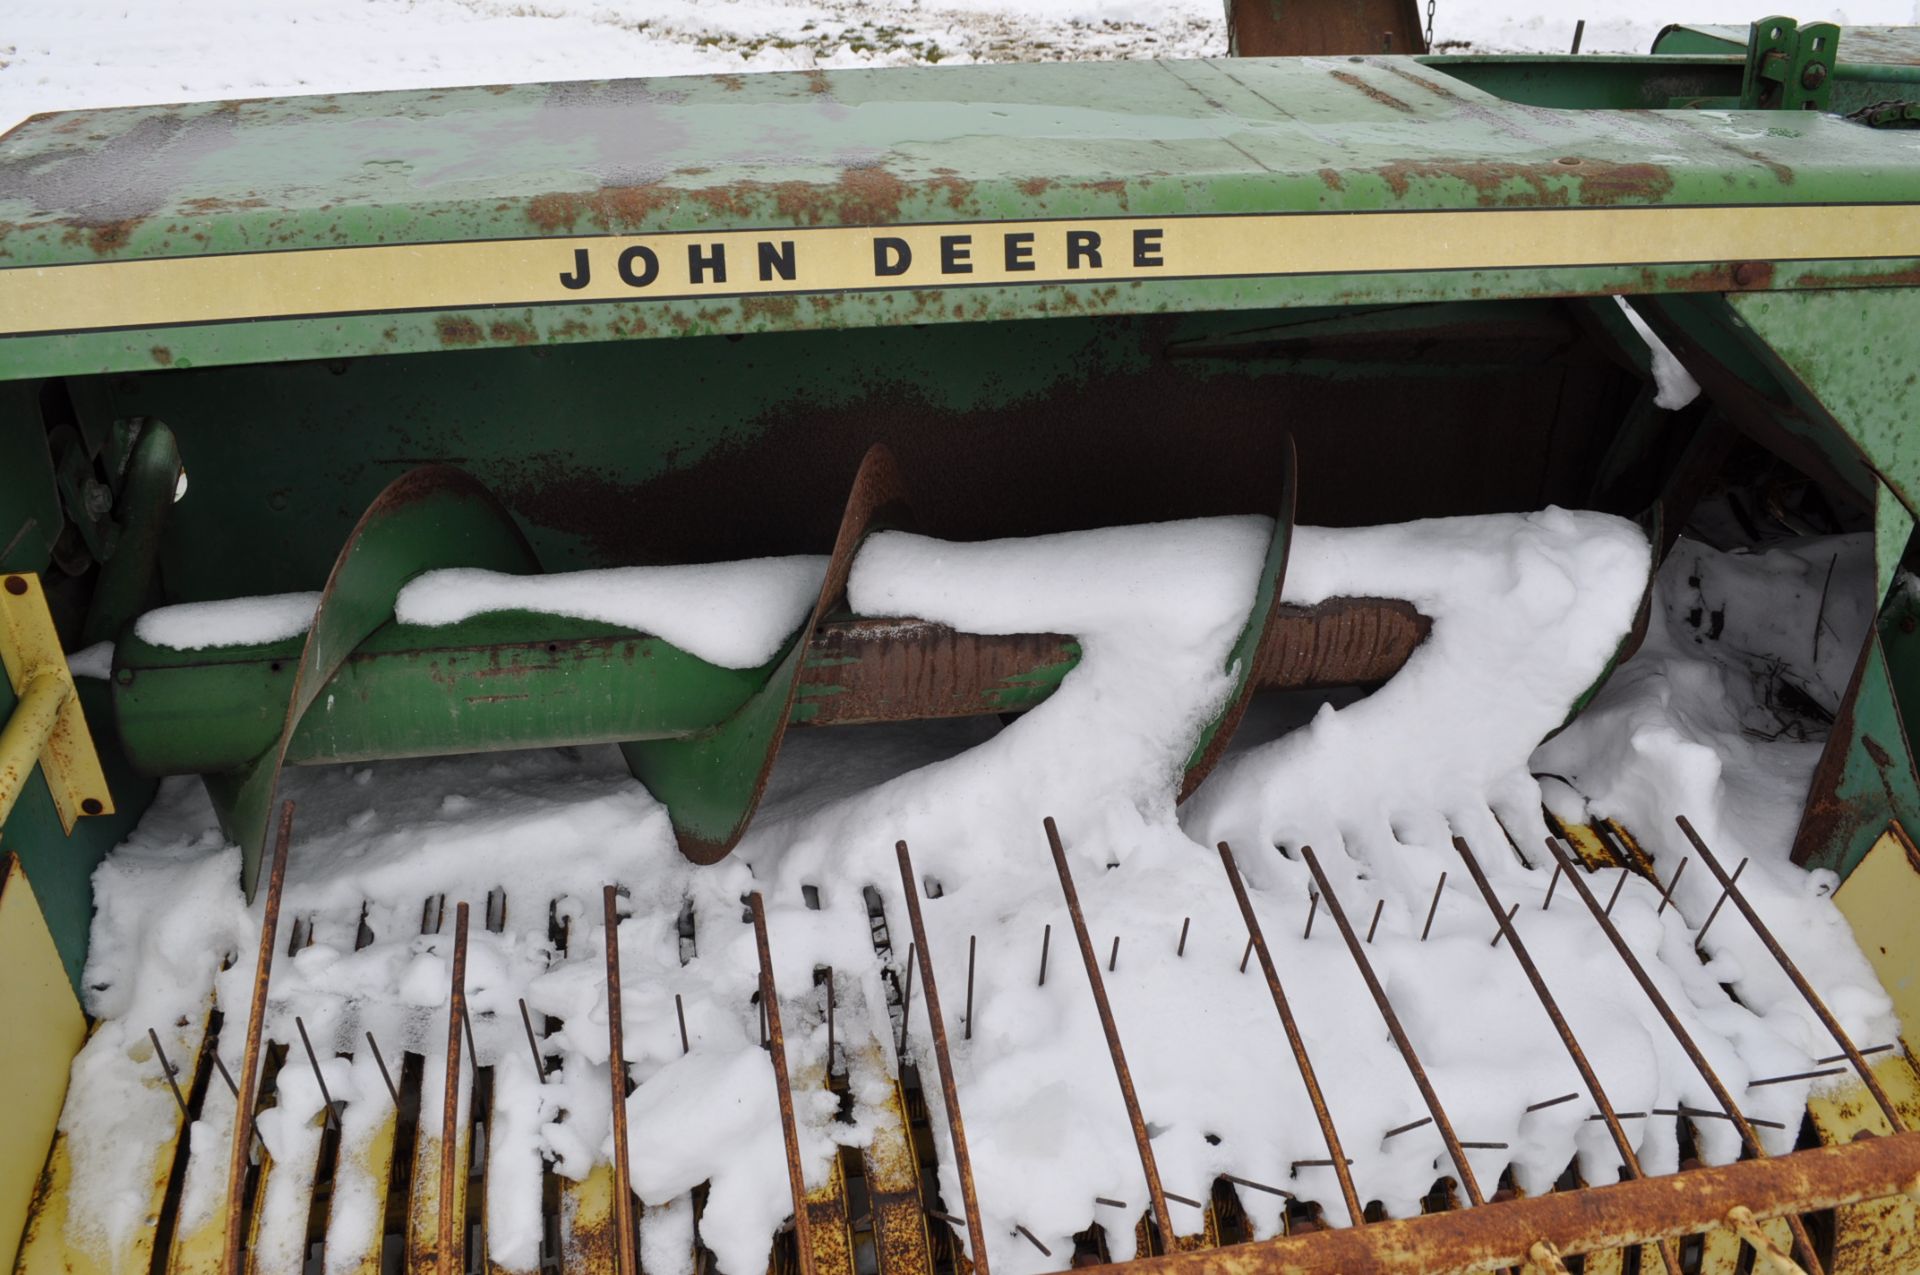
<box><xmin>6</xmin><ymin>54</ymin><xmax>1920</xmax><ymax>373</ymax></box>
<box><xmin>112</xmin><ymin>615</ymin><xmax>771</xmax><ymax>774</ymax></box>
<box><xmin>1730</xmin><ymin>288</ymin><xmax>1920</xmax><ymax>522</ymax></box>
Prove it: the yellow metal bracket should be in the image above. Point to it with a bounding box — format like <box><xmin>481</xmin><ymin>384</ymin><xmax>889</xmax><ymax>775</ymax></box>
<box><xmin>0</xmin><ymin>572</ymin><xmax>112</xmax><ymax>834</ymax></box>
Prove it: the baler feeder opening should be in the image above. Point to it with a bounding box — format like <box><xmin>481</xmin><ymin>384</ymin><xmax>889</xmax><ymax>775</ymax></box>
<box><xmin>9</xmin><ymin>18</ymin><xmax>1920</xmax><ymax>1275</ymax></box>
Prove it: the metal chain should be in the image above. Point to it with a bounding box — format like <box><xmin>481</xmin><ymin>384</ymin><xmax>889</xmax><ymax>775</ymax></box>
<box><xmin>1424</xmin><ymin>0</ymin><xmax>1437</xmax><ymax>52</ymax></box>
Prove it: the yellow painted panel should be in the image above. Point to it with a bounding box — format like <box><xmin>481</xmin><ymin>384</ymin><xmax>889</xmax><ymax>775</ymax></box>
<box><xmin>0</xmin><ymin>573</ymin><xmax>112</xmax><ymax>833</ymax></box>
<box><xmin>1832</xmin><ymin>825</ymin><xmax>1920</xmax><ymax>1042</ymax></box>
<box><xmin>6</xmin><ymin>205</ymin><xmax>1920</xmax><ymax>338</ymax></box>
<box><xmin>334</xmin><ymin>1112</ymin><xmax>398</xmax><ymax>1275</ymax></box>
<box><xmin>2</xmin><ymin>855</ymin><xmax>89</xmax><ymax>1274</ymax></box>
<box><xmin>859</xmin><ymin>1069</ymin><xmax>931</xmax><ymax>1275</ymax></box>
<box><xmin>559</xmin><ymin>1166</ymin><xmax>617</xmax><ymax>1274</ymax></box>
<box><xmin>1808</xmin><ymin>1052</ymin><xmax>1920</xmax><ymax>1274</ymax></box>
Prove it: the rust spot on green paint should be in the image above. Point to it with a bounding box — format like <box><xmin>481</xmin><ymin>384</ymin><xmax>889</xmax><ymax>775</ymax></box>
<box><xmin>435</xmin><ymin>316</ymin><xmax>484</xmax><ymax>345</ymax></box>
<box><xmin>805</xmin><ymin>70</ymin><xmax>832</xmax><ymax>95</ymax></box>
<box><xmin>488</xmin><ymin>319</ymin><xmax>537</xmax><ymax>345</ymax></box>
<box><xmin>1319</xmin><ymin>167</ymin><xmax>1346</xmax><ymax>191</ymax></box>
<box><xmin>1372</xmin><ymin>157</ymin><xmax>1672</xmax><ymax>207</ymax></box>
<box><xmin>1330</xmin><ymin>70</ymin><xmax>1413</xmax><ymax>112</ymax></box>
<box><xmin>1019</xmin><ymin>176</ymin><xmax>1054</xmax><ymax>197</ymax></box>
<box><xmin>714</xmin><ymin>74</ymin><xmax>746</xmax><ymax>92</ymax></box>
<box><xmin>149</xmin><ymin>345</ymin><xmax>173</xmax><ymax>366</ymax></box>
<box><xmin>840</xmin><ymin>167</ymin><xmax>909</xmax><ymax>223</ymax></box>
<box><xmin>741</xmin><ymin>295</ymin><xmax>799</xmax><ymax>322</ymax></box>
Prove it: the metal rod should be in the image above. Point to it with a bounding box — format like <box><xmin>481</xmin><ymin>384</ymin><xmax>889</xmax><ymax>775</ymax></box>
<box><xmin>1818</xmin><ymin>1044</ymin><xmax>1894</xmax><ymax>1065</ymax></box>
<box><xmin>437</xmin><ymin>901</ymin><xmax>469</xmax><ymax>1275</ymax></box>
<box><xmin>222</xmin><ymin>799</ymin><xmax>294</xmax><ymax>1275</ymax></box>
<box><xmin>461</xmin><ymin>998</ymin><xmax>479</xmax><ymax>1075</ymax></box>
<box><xmin>1604</xmin><ymin>870</ymin><xmax>1629</xmax><ymax>916</ymax></box>
<box><xmin>295</xmin><ymin>1015</ymin><xmax>339</xmax><ymax>1132</ymax></box>
<box><xmin>1216</xmin><ymin>841</ymin><xmax>1365</xmax><ymax>1227</ymax></box>
<box><xmin>1696</xmin><ymin>857</ymin><xmax>1749</xmax><ymax>946</ymax></box>
<box><xmin>1299</xmin><ymin>845</ymin><xmax>1484</xmax><ymax>1205</ymax></box>
<box><xmin>1451</xmin><ymin>835</ymin><xmax>1682</xmax><ymax>1275</ymax></box>
<box><xmin>1302</xmin><ymin>890</ymin><xmax>1320</xmax><ymax>940</ymax></box>
<box><xmin>520</xmin><ymin>999</ymin><xmax>547</xmax><ymax>1076</ymax></box>
<box><xmin>1015</xmin><ymin>1225</ymin><xmax>1051</xmax><ymax>1257</ymax></box>
<box><xmin>366</xmin><ymin>1031</ymin><xmax>401</xmax><ymax>1108</ymax></box>
<box><xmin>1571</xmin><ymin>17</ymin><xmax>1585</xmax><ymax>52</ymax></box>
<box><xmin>898</xmin><ymin>941</ymin><xmax>916</xmax><ymax>1058</ymax></box>
<box><xmin>1163</xmin><ymin>1191</ymin><xmax>1204</xmax><ymax>1209</ymax></box>
<box><xmin>1750</xmin><ymin>1067</ymin><xmax>1847</xmax><ymax>1088</ymax></box>
<box><xmin>212</xmin><ymin>1050</ymin><xmax>239</xmax><ymax>1098</ymax></box>
<box><xmin>966</xmin><ymin>937</ymin><xmax>977</xmax><ymax>1041</ymax></box>
<box><xmin>1044</xmin><ymin>817</ymin><xmax>1175</xmax><ymax>1248</ymax></box>
<box><xmin>1489</xmin><ymin>902</ymin><xmax>1519</xmax><ymax>947</ymax></box>
<box><xmin>1543</xmin><ymin>837</ymin><xmax>1825</xmax><ymax>1274</ymax></box>
<box><xmin>750</xmin><ymin>893</ymin><xmax>817</xmax><ymax>1275</ymax></box>
<box><xmin>1107</xmin><ymin>935</ymin><xmax>1120</xmax><ymax>973</ymax></box>
<box><xmin>1366</xmin><ymin>899</ymin><xmax>1384</xmax><ymax>944</ymax></box>
<box><xmin>1221</xmin><ymin>1174</ymin><xmax>1294</xmax><ymax>1200</ymax></box>
<box><xmin>1421</xmin><ymin>872</ymin><xmax>1446</xmax><ymax>941</ymax></box>
<box><xmin>1676</xmin><ymin>815</ymin><xmax>1909</xmax><ymax>1132</ymax></box>
<box><xmin>1038</xmin><ymin>924</ymin><xmax>1051</xmax><ymax>987</ymax></box>
<box><xmin>675</xmin><ymin>992</ymin><xmax>690</xmax><ymax>1057</ymax></box>
<box><xmin>602</xmin><ymin>886</ymin><xmax>638</xmax><ymax>1275</ymax></box>
<box><xmin>1656</xmin><ymin>857</ymin><xmax>1689</xmax><ymax>917</ymax></box>
<box><xmin>894</xmin><ymin>841</ymin><xmax>991</xmax><ymax>1275</ymax></box>
<box><xmin>1383</xmin><ymin>1117</ymin><xmax>1433</xmax><ymax>1140</ymax></box>
<box><xmin>1239</xmin><ymin>937</ymin><xmax>1253</xmax><ymax>973</ymax></box>
<box><xmin>150</xmin><ymin>1027</ymin><xmax>189</xmax><ymax>1118</ymax></box>
<box><xmin>826</xmin><ymin>970</ymin><xmax>837</xmax><ymax>1071</ymax></box>
<box><xmin>1543</xmin><ymin>863</ymin><xmax>1564</xmax><ymax>911</ymax></box>
<box><xmin>1526</xmin><ymin>1093</ymin><xmax>1579</xmax><ymax>1112</ymax></box>
<box><xmin>1177</xmin><ymin>917</ymin><xmax>1190</xmax><ymax>957</ymax></box>
<box><xmin>1095</xmin><ymin>1197</ymin><xmax>1129</xmax><ymax>1210</ymax></box>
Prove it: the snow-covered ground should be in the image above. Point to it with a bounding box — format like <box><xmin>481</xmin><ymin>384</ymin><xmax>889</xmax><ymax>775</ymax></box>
<box><xmin>4</xmin><ymin>1</ymin><xmax>1917</xmax><ymax>131</ymax></box>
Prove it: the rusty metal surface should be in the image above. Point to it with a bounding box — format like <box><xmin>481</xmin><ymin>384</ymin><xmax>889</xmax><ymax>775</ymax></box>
<box><xmin>1541</xmin><ymin>837</ymin><xmax>1826</xmax><ymax>1274</ymax></box>
<box><xmin>892</xmin><ymin>839</ymin><xmax>991</xmax><ymax>1275</ymax></box>
<box><xmin>1678</xmin><ymin>816</ymin><xmax>1909</xmax><ymax>1135</ymax></box>
<box><xmin>1069</xmin><ymin>1132</ymin><xmax>1920</xmax><ymax>1275</ymax></box>
<box><xmin>221</xmin><ymin>800</ymin><xmax>293</xmax><ymax>1275</ymax></box>
<box><xmin>1044</xmin><ymin>817</ymin><xmax>1176</xmax><ymax>1248</ymax></box>
<box><xmin>1450</xmin><ymin>836</ymin><xmax>1684</xmax><ymax>1275</ymax></box>
<box><xmin>602</xmin><ymin>885</ymin><xmax>639</xmax><ymax>1275</ymax></box>
<box><xmin>1297</xmin><ymin>845</ymin><xmax>1484</xmax><ymax>1207</ymax></box>
<box><xmin>1227</xmin><ymin>0</ymin><xmax>1427</xmax><ymax>55</ymax></box>
<box><xmin>749</xmin><ymin>891</ymin><xmax>818</xmax><ymax>1275</ymax></box>
<box><xmin>1214</xmin><ymin>842</ymin><xmax>1364</xmax><ymax>1228</ymax></box>
<box><xmin>437</xmin><ymin>901</ymin><xmax>469</xmax><ymax>1275</ymax></box>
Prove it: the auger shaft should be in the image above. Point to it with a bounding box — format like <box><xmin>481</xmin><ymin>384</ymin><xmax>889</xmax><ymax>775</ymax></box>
<box><xmin>112</xmin><ymin>598</ymin><xmax>1427</xmax><ymax>776</ymax></box>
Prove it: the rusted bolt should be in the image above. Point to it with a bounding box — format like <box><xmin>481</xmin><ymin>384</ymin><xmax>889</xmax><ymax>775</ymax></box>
<box><xmin>1801</xmin><ymin>62</ymin><xmax>1828</xmax><ymax>90</ymax></box>
<box><xmin>81</xmin><ymin>798</ymin><xmax>103</xmax><ymax>815</ymax></box>
<box><xmin>3</xmin><ymin>576</ymin><xmax>25</xmax><ymax>595</ymax></box>
<box><xmin>1732</xmin><ymin>261</ymin><xmax>1773</xmax><ymax>288</ymax></box>
<box><xmin>1556</xmin><ymin>156</ymin><xmax>1582</xmax><ymax>166</ymax></box>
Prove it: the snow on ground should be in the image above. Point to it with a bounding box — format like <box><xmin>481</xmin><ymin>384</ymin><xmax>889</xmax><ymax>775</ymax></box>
<box><xmin>6</xmin><ymin>1</ymin><xmax>1919</xmax><ymax>131</ymax></box>
<box><xmin>58</xmin><ymin>513</ymin><xmax>1898</xmax><ymax>1274</ymax></box>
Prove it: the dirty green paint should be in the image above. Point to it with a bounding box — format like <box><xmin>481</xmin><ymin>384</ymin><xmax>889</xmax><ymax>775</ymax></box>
<box><xmin>113</xmin><ymin>615</ymin><xmax>771</xmax><ymax>775</ymax></box>
<box><xmin>1731</xmin><ymin>288</ymin><xmax>1920</xmax><ymax>525</ymax></box>
<box><xmin>1878</xmin><ymin>482</ymin><xmax>1915</xmax><ymax>602</ymax></box>
<box><xmin>1803</xmin><ymin>625</ymin><xmax>1920</xmax><ymax>880</ymax></box>
<box><xmin>6</xmin><ymin>53</ymin><xmax>1920</xmax><ymax>375</ymax></box>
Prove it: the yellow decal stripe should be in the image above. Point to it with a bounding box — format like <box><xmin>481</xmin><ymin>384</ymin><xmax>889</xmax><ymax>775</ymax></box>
<box><xmin>2</xmin><ymin>204</ymin><xmax>1917</xmax><ymax>336</ymax></box>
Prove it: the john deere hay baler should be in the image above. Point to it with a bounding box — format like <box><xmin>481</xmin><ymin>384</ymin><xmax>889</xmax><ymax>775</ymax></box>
<box><xmin>9</xmin><ymin>14</ymin><xmax>1920</xmax><ymax>1275</ymax></box>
